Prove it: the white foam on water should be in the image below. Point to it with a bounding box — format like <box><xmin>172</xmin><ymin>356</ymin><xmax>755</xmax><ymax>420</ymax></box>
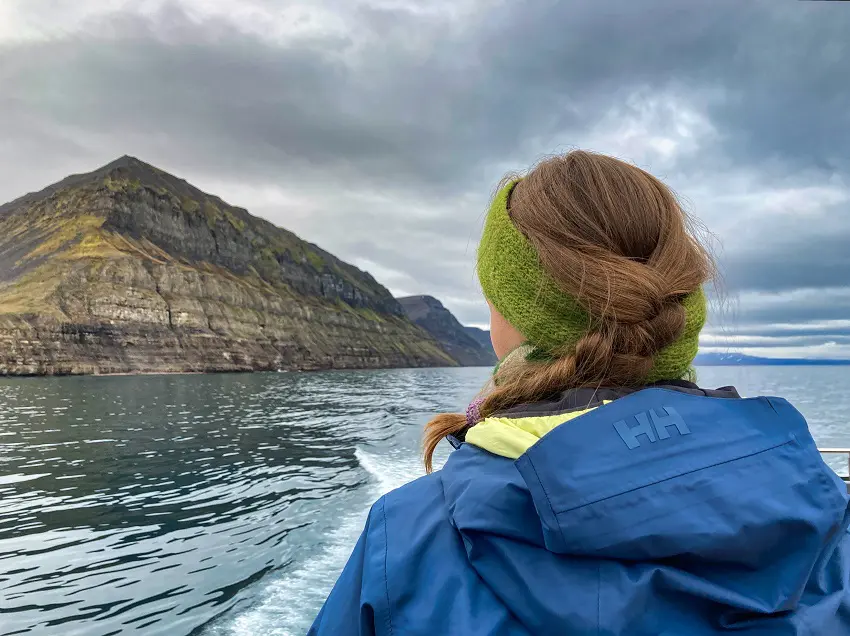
<box><xmin>207</xmin><ymin>448</ymin><xmax>425</xmax><ymax>636</ymax></box>
<box><xmin>355</xmin><ymin>447</ymin><xmax>422</xmax><ymax>496</ymax></box>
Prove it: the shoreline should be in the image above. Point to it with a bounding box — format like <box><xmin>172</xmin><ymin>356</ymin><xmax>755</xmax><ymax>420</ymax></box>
<box><xmin>0</xmin><ymin>365</ymin><xmax>477</xmax><ymax>379</ymax></box>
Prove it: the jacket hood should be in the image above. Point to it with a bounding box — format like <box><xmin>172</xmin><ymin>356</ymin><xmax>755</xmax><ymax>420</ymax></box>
<box><xmin>440</xmin><ymin>386</ymin><xmax>850</xmax><ymax>628</ymax></box>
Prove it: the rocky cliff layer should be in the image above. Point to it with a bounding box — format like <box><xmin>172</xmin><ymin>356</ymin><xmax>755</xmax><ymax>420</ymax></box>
<box><xmin>397</xmin><ymin>296</ymin><xmax>497</xmax><ymax>367</ymax></box>
<box><xmin>0</xmin><ymin>157</ymin><xmax>455</xmax><ymax>375</ymax></box>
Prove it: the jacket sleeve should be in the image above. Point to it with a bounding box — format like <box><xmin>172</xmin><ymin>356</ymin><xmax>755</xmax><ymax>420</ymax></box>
<box><xmin>308</xmin><ymin>498</ymin><xmax>392</xmax><ymax>636</ymax></box>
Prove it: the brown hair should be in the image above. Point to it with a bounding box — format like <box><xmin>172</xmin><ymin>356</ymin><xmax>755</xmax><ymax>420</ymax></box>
<box><xmin>423</xmin><ymin>151</ymin><xmax>714</xmax><ymax>472</ymax></box>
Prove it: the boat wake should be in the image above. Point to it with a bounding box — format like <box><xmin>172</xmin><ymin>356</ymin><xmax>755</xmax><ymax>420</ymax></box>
<box><xmin>204</xmin><ymin>447</ymin><xmax>424</xmax><ymax>636</ymax></box>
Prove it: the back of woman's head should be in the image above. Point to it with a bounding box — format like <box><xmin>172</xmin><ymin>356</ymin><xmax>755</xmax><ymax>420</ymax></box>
<box><xmin>423</xmin><ymin>150</ymin><xmax>713</xmax><ymax>472</ymax></box>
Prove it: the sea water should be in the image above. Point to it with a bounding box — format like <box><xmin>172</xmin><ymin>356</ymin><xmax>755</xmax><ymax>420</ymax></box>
<box><xmin>0</xmin><ymin>367</ymin><xmax>847</xmax><ymax>636</ymax></box>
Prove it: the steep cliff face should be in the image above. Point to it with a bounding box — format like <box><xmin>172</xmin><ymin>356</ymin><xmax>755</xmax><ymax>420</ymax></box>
<box><xmin>0</xmin><ymin>157</ymin><xmax>455</xmax><ymax>375</ymax></box>
<box><xmin>397</xmin><ymin>296</ymin><xmax>497</xmax><ymax>367</ymax></box>
<box><xmin>464</xmin><ymin>326</ymin><xmax>494</xmax><ymax>352</ymax></box>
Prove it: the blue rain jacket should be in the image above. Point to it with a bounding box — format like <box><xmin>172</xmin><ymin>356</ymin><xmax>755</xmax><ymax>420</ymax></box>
<box><xmin>309</xmin><ymin>386</ymin><xmax>850</xmax><ymax>634</ymax></box>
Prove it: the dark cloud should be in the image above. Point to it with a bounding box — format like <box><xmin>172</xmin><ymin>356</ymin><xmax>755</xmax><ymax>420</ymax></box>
<box><xmin>719</xmin><ymin>207</ymin><xmax>850</xmax><ymax>293</ymax></box>
<box><xmin>1</xmin><ymin>0</ymin><xmax>849</xmax><ymax>354</ymax></box>
<box><xmin>718</xmin><ymin>289</ymin><xmax>850</xmax><ymax>327</ymax></box>
<box><xmin>5</xmin><ymin>1</ymin><xmax>849</xmax><ymax>192</ymax></box>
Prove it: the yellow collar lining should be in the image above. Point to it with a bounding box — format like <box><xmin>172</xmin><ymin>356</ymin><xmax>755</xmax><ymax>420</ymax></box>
<box><xmin>464</xmin><ymin>403</ymin><xmax>610</xmax><ymax>460</ymax></box>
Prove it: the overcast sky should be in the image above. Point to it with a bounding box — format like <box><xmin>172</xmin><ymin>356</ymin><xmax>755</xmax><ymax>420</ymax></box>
<box><xmin>1</xmin><ymin>0</ymin><xmax>849</xmax><ymax>358</ymax></box>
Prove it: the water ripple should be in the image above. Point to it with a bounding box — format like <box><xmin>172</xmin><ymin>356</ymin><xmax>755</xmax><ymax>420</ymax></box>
<box><xmin>2</xmin><ymin>367</ymin><xmax>844</xmax><ymax>635</ymax></box>
<box><xmin>0</xmin><ymin>368</ymin><xmax>488</xmax><ymax>636</ymax></box>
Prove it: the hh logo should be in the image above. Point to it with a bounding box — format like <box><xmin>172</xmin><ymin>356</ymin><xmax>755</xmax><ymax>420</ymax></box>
<box><xmin>613</xmin><ymin>406</ymin><xmax>691</xmax><ymax>449</ymax></box>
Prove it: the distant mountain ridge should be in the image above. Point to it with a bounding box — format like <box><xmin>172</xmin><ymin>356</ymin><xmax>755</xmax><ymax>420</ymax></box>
<box><xmin>0</xmin><ymin>156</ymin><xmax>456</xmax><ymax>374</ymax></box>
<box><xmin>464</xmin><ymin>326</ymin><xmax>493</xmax><ymax>352</ymax></box>
<box><xmin>695</xmin><ymin>352</ymin><xmax>850</xmax><ymax>366</ymax></box>
<box><xmin>397</xmin><ymin>296</ymin><xmax>497</xmax><ymax>367</ymax></box>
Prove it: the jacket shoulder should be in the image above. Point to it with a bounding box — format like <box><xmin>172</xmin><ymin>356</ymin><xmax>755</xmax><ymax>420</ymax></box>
<box><xmin>380</xmin><ymin>470</ymin><xmax>452</xmax><ymax>537</ymax></box>
<box><xmin>378</xmin><ymin>470</ymin><xmax>515</xmax><ymax>634</ymax></box>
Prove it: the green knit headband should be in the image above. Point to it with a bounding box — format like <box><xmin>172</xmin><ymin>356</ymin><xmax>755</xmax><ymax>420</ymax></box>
<box><xmin>477</xmin><ymin>179</ymin><xmax>706</xmax><ymax>383</ymax></box>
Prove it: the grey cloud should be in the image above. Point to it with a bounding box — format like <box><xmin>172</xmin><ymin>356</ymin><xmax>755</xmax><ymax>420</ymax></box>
<box><xmin>702</xmin><ymin>335</ymin><xmax>850</xmax><ymax>350</ymax></box>
<box><xmin>720</xmin><ymin>207</ymin><xmax>850</xmax><ymax>293</ymax></box>
<box><xmin>5</xmin><ymin>0</ymin><xmax>849</xmax><ymax>199</ymax></box>
<box><xmin>711</xmin><ymin>325</ymin><xmax>850</xmax><ymax>340</ymax></box>
<box><xmin>701</xmin><ymin>286</ymin><xmax>850</xmax><ymax>355</ymax></box>
<box><xmin>729</xmin><ymin>296</ymin><xmax>850</xmax><ymax>328</ymax></box>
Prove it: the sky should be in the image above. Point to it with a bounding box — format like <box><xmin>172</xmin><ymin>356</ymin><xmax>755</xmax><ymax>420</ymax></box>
<box><xmin>1</xmin><ymin>0</ymin><xmax>849</xmax><ymax>358</ymax></box>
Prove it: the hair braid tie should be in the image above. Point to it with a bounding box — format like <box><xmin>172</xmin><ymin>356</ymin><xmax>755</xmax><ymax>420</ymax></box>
<box><xmin>465</xmin><ymin>397</ymin><xmax>485</xmax><ymax>428</ymax></box>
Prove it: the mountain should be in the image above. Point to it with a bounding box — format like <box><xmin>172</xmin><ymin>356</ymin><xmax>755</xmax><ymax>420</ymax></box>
<box><xmin>464</xmin><ymin>326</ymin><xmax>493</xmax><ymax>352</ymax></box>
<box><xmin>695</xmin><ymin>352</ymin><xmax>850</xmax><ymax>366</ymax></box>
<box><xmin>0</xmin><ymin>156</ymin><xmax>456</xmax><ymax>374</ymax></box>
<box><xmin>397</xmin><ymin>296</ymin><xmax>497</xmax><ymax>367</ymax></box>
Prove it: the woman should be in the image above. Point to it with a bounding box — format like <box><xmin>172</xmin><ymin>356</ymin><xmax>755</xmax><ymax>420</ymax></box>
<box><xmin>309</xmin><ymin>151</ymin><xmax>850</xmax><ymax>635</ymax></box>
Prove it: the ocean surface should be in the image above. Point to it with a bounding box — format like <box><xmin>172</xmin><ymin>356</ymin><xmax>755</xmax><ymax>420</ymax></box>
<box><xmin>1</xmin><ymin>366</ymin><xmax>848</xmax><ymax>636</ymax></box>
